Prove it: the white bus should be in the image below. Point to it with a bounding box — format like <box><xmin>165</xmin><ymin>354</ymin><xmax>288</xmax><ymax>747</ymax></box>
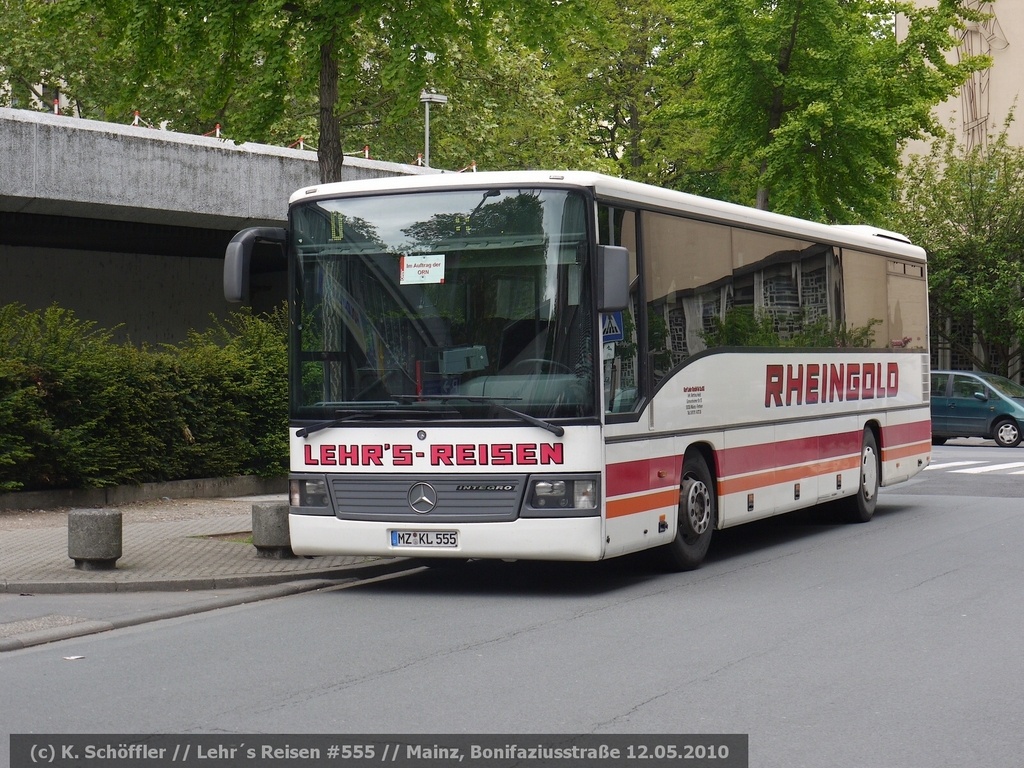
<box><xmin>224</xmin><ymin>171</ymin><xmax>931</xmax><ymax>570</ymax></box>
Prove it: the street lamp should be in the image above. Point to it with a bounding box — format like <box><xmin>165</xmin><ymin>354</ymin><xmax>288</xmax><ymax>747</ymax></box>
<box><xmin>420</xmin><ymin>90</ymin><xmax>448</xmax><ymax>168</ymax></box>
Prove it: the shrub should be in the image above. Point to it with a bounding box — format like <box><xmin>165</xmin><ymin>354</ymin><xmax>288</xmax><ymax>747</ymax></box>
<box><xmin>0</xmin><ymin>303</ymin><xmax>287</xmax><ymax>492</ymax></box>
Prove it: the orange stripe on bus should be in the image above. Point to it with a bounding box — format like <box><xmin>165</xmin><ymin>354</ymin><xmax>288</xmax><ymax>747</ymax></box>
<box><xmin>717</xmin><ymin>456</ymin><xmax>860</xmax><ymax>496</ymax></box>
<box><xmin>606</xmin><ymin>488</ymin><xmax>679</xmax><ymax>518</ymax></box>
<box><xmin>881</xmin><ymin>441</ymin><xmax>931</xmax><ymax>462</ymax></box>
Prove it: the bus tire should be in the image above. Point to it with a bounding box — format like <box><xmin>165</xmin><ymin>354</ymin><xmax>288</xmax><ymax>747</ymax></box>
<box><xmin>658</xmin><ymin>452</ymin><xmax>716</xmax><ymax>571</ymax></box>
<box><xmin>841</xmin><ymin>428</ymin><xmax>879</xmax><ymax>523</ymax></box>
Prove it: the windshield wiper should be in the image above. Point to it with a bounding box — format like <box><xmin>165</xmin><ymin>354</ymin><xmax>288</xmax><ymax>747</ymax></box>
<box><xmin>296</xmin><ymin>412</ymin><xmax>367</xmax><ymax>439</ymax></box>
<box><xmin>397</xmin><ymin>395</ymin><xmax>565</xmax><ymax>437</ymax></box>
<box><xmin>295</xmin><ymin>402</ymin><xmax>456</xmax><ymax>438</ymax></box>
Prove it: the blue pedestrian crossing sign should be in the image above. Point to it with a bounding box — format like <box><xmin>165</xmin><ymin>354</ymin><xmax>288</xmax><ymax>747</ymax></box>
<box><xmin>602</xmin><ymin>311</ymin><xmax>624</xmax><ymax>343</ymax></box>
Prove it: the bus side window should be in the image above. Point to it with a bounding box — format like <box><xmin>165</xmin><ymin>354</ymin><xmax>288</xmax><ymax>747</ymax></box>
<box><xmin>600</xmin><ymin>206</ymin><xmax>641</xmax><ymax>414</ymax></box>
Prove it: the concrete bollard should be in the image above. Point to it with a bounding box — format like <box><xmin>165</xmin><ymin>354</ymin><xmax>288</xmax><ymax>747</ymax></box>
<box><xmin>67</xmin><ymin>508</ymin><xmax>123</xmax><ymax>570</ymax></box>
<box><xmin>251</xmin><ymin>502</ymin><xmax>294</xmax><ymax>559</ymax></box>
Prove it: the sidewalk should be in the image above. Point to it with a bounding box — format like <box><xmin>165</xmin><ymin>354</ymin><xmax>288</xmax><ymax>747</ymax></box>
<box><xmin>0</xmin><ymin>494</ymin><xmax>415</xmax><ymax>651</ymax></box>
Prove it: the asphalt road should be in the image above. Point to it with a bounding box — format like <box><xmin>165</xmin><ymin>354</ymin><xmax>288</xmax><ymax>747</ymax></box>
<box><xmin>888</xmin><ymin>437</ymin><xmax>1024</xmax><ymax>497</ymax></box>
<box><xmin>3</xmin><ymin>444</ymin><xmax>1022</xmax><ymax>768</ymax></box>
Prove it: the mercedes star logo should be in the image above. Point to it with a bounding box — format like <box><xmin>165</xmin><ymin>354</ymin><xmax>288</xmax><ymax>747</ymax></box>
<box><xmin>408</xmin><ymin>482</ymin><xmax>438</xmax><ymax>514</ymax></box>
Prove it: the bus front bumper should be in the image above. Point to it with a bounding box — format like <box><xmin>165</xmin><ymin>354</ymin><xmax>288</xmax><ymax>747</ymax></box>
<box><xmin>288</xmin><ymin>513</ymin><xmax>606</xmax><ymax>562</ymax></box>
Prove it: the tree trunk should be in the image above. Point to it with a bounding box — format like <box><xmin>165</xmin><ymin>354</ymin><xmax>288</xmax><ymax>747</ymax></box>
<box><xmin>756</xmin><ymin>182</ymin><xmax>770</xmax><ymax>211</ymax></box>
<box><xmin>757</xmin><ymin>1</ymin><xmax>803</xmax><ymax>211</ymax></box>
<box><xmin>318</xmin><ymin>41</ymin><xmax>344</xmax><ymax>184</ymax></box>
<box><xmin>628</xmin><ymin>101</ymin><xmax>643</xmax><ymax>170</ymax></box>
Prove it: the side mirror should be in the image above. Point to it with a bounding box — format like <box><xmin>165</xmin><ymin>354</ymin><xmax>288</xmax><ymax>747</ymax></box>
<box><xmin>596</xmin><ymin>245</ymin><xmax>630</xmax><ymax>312</ymax></box>
<box><xmin>224</xmin><ymin>227</ymin><xmax>287</xmax><ymax>302</ymax></box>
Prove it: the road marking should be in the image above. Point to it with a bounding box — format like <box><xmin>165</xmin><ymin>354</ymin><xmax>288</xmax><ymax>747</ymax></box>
<box><xmin>925</xmin><ymin>461</ymin><xmax>986</xmax><ymax>470</ymax></box>
<box><xmin>951</xmin><ymin>462</ymin><xmax>1024</xmax><ymax>474</ymax></box>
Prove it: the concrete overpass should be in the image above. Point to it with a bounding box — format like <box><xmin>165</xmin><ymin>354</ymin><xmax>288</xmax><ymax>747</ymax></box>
<box><xmin>0</xmin><ymin>107</ymin><xmax>433</xmax><ymax>344</ymax></box>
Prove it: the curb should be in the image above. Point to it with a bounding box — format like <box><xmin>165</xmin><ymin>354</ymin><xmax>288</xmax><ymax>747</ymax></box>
<box><xmin>1</xmin><ymin>558</ymin><xmax>416</xmax><ymax>595</ymax></box>
<box><xmin>0</xmin><ymin>560</ymin><xmax>421</xmax><ymax>652</ymax></box>
<box><xmin>0</xmin><ymin>581</ymin><xmax>329</xmax><ymax>652</ymax></box>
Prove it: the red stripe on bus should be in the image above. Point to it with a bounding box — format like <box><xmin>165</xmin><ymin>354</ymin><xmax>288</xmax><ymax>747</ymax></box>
<box><xmin>716</xmin><ymin>431</ymin><xmax>862</xmax><ymax>476</ymax></box>
<box><xmin>714</xmin><ymin>419</ymin><xmax>930</xmax><ymax>477</ymax></box>
<box><xmin>881</xmin><ymin>420</ymin><xmax>932</xmax><ymax>444</ymax></box>
<box><xmin>717</xmin><ymin>456</ymin><xmax>861</xmax><ymax>496</ymax></box>
<box><xmin>606</xmin><ymin>418</ymin><xmax>931</xmax><ymax>504</ymax></box>
<box><xmin>606</xmin><ymin>458</ymin><xmax>681</xmax><ymax>497</ymax></box>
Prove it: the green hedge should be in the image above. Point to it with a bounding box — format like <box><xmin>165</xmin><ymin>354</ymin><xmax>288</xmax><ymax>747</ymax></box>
<box><xmin>0</xmin><ymin>303</ymin><xmax>287</xmax><ymax>493</ymax></box>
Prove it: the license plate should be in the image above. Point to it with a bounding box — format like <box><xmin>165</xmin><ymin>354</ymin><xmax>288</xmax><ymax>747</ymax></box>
<box><xmin>390</xmin><ymin>530</ymin><xmax>459</xmax><ymax>548</ymax></box>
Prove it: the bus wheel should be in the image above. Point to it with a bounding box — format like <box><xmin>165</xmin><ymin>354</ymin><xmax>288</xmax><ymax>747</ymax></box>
<box><xmin>658</xmin><ymin>452</ymin><xmax>716</xmax><ymax>571</ymax></box>
<box><xmin>841</xmin><ymin>428</ymin><xmax>879</xmax><ymax>523</ymax></box>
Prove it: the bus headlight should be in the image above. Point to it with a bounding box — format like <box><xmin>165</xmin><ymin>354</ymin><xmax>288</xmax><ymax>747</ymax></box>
<box><xmin>290</xmin><ymin>477</ymin><xmax>329</xmax><ymax>507</ymax></box>
<box><xmin>525</xmin><ymin>476</ymin><xmax>598</xmax><ymax>515</ymax></box>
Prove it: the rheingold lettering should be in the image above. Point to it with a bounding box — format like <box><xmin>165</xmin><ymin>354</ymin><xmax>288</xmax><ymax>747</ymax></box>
<box><xmin>764</xmin><ymin>362</ymin><xmax>899</xmax><ymax>407</ymax></box>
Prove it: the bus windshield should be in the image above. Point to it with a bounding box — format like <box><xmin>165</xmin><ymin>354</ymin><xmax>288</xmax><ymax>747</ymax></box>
<box><xmin>290</xmin><ymin>187</ymin><xmax>596</xmax><ymax>422</ymax></box>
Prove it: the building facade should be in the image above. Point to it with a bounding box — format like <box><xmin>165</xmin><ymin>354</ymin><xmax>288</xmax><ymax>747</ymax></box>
<box><xmin>0</xmin><ymin>107</ymin><xmax>432</xmax><ymax>345</ymax></box>
<box><xmin>901</xmin><ymin>1</ymin><xmax>1021</xmax><ymax>159</ymax></box>
<box><xmin>900</xmin><ymin>1</ymin><xmax>1022</xmax><ymax>377</ymax></box>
